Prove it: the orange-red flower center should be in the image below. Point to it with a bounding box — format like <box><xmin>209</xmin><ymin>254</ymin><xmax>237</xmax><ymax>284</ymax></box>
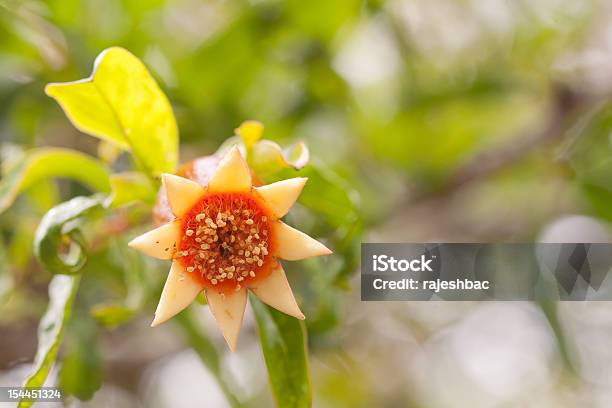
<box><xmin>176</xmin><ymin>192</ymin><xmax>275</xmax><ymax>293</ymax></box>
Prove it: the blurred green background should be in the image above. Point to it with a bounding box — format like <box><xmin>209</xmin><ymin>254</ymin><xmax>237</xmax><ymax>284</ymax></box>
<box><xmin>3</xmin><ymin>0</ymin><xmax>612</xmax><ymax>407</ymax></box>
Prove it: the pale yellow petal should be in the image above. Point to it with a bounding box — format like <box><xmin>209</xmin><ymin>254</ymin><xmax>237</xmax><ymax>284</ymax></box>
<box><xmin>250</xmin><ymin>264</ymin><xmax>304</xmax><ymax>320</ymax></box>
<box><xmin>128</xmin><ymin>221</ymin><xmax>180</xmax><ymax>259</ymax></box>
<box><xmin>162</xmin><ymin>173</ymin><xmax>204</xmax><ymax>217</ymax></box>
<box><xmin>205</xmin><ymin>288</ymin><xmax>247</xmax><ymax>351</ymax></box>
<box><xmin>255</xmin><ymin>177</ymin><xmax>307</xmax><ymax>218</ymax></box>
<box><xmin>151</xmin><ymin>262</ymin><xmax>202</xmax><ymax>327</ymax></box>
<box><xmin>272</xmin><ymin>221</ymin><xmax>332</xmax><ymax>260</ymax></box>
<box><xmin>208</xmin><ymin>146</ymin><xmax>251</xmax><ymax>193</ymax></box>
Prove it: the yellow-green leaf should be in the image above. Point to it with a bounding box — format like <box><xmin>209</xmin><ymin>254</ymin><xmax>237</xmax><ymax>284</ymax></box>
<box><xmin>45</xmin><ymin>47</ymin><xmax>178</xmax><ymax>176</ymax></box>
<box><xmin>0</xmin><ymin>148</ymin><xmax>110</xmax><ymax>215</ymax></box>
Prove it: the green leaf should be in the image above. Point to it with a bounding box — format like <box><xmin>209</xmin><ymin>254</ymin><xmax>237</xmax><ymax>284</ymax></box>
<box><xmin>6</xmin><ymin>218</ymin><xmax>36</xmax><ymax>270</ymax></box>
<box><xmin>295</xmin><ymin>161</ymin><xmax>360</xmax><ymax>228</ymax></box>
<box><xmin>19</xmin><ymin>274</ymin><xmax>80</xmax><ymax>408</ymax></box>
<box><xmin>0</xmin><ymin>148</ymin><xmax>110</xmax><ymax>215</ymax></box>
<box><xmin>250</xmin><ymin>140</ymin><xmax>310</xmax><ymax>180</ymax></box>
<box><xmin>0</xmin><ymin>235</ymin><xmax>11</xmax><ymax>305</ymax></box>
<box><xmin>215</xmin><ymin>138</ymin><xmax>310</xmax><ymax>180</ymax></box>
<box><xmin>90</xmin><ymin>303</ymin><xmax>135</xmax><ymax>329</ymax></box>
<box><xmin>581</xmin><ymin>183</ymin><xmax>612</xmax><ymax>222</ymax></box>
<box><xmin>568</xmin><ymin>104</ymin><xmax>612</xmax><ymax>221</ymax></box>
<box><xmin>34</xmin><ymin>195</ymin><xmax>106</xmax><ymax>275</ymax></box>
<box><xmin>251</xmin><ymin>296</ymin><xmax>311</xmax><ymax>408</ymax></box>
<box><xmin>59</xmin><ymin>319</ymin><xmax>103</xmax><ymax>400</ymax></box>
<box><xmin>45</xmin><ymin>47</ymin><xmax>178</xmax><ymax>176</ymax></box>
<box><xmin>108</xmin><ymin>172</ymin><xmax>156</xmax><ymax>208</ymax></box>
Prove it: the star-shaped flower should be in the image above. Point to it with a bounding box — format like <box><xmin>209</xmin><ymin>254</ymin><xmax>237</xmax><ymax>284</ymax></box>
<box><xmin>128</xmin><ymin>146</ymin><xmax>331</xmax><ymax>350</ymax></box>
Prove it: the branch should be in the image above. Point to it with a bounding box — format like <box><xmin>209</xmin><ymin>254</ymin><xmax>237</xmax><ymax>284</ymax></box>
<box><xmin>443</xmin><ymin>85</ymin><xmax>591</xmax><ymax>194</ymax></box>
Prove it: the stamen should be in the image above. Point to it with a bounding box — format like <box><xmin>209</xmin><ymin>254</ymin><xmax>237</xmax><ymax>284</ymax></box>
<box><xmin>177</xmin><ymin>192</ymin><xmax>273</xmax><ymax>292</ymax></box>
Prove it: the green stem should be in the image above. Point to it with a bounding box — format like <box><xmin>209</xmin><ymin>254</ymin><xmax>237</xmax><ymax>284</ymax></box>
<box><xmin>175</xmin><ymin>309</ymin><xmax>243</xmax><ymax>408</ymax></box>
<box><xmin>538</xmin><ymin>300</ymin><xmax>578</xmax><ymax>377</ymax></box>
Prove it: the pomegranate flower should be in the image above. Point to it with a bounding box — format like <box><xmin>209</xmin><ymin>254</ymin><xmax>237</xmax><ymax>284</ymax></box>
<box><xmin>128</xmin><ymin>146</ymin><xmax>331</xmax><ymax>350</ymax></box>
